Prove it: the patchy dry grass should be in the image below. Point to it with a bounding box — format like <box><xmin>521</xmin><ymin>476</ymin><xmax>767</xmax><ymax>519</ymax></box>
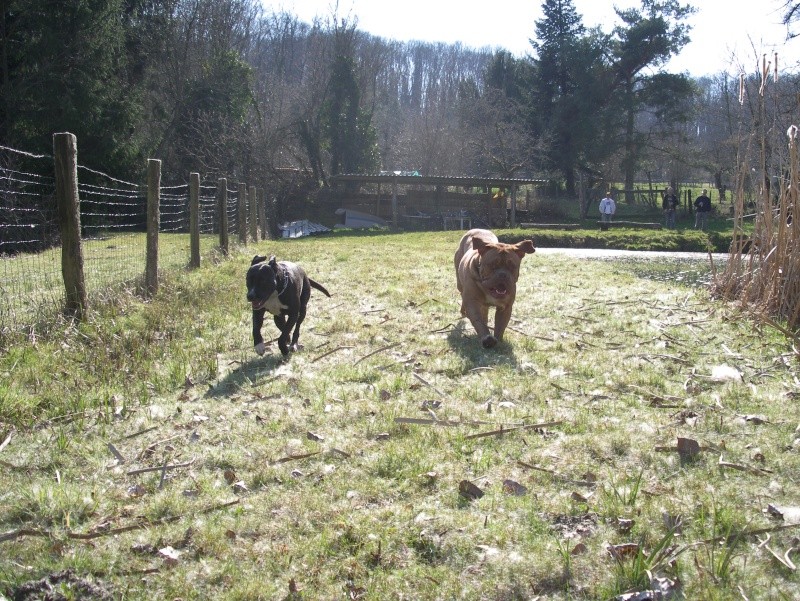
<box><xmin>1</xmin><ymin>230</ymin><xmax>799</xmax><ymax>599</ymax></box>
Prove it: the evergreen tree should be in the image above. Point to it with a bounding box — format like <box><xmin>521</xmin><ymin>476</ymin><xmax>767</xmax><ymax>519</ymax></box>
<box><xmin>610</xmin><ymin>0</ymin><xmax>696</xmax><ymax>200</ymax></box>
<box><xmin>321</xmin><ymin>23</ymin><xmax>378</xmax><ymax>179</ymax></box>
<box><xmin>529</xmin><ymin>0</ymin><xmax>598</xmax><ymax>193</ymax></box>
<box><xmin>1</xmin><ymin>0</ymin><xmax>142</xmax><ymax>176</ymax></box>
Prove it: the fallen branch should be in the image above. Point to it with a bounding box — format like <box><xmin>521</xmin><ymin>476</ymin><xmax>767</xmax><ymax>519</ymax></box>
<box><xmin>0</xmin><ymin>428</ymin><xmax>14</xmax><ymax>453</ymax></box>
<box><xmin>0</xmin><ymin>528</ymin><xmax>49</xmax><ymax>543</ymax></box>
<box><xmin>107</xmin><ymin>443</ymin><xmax>125</xmax><ymax>463</ymax></box>
<box><xmin>718</xmin><ymin>455</ymin><xmax>773</xmax><ymax>475</ymax></box>
<box><xmin>516</xmin><ymin>460</ymin><xmax>596</xmax><ymax>488</ymax></box>
<box><xmin>312</xmin><ymin>345</ymin><xmax>355</xmax><ymax>363</ymax></box>
<box><xmin>121</xmin><ymin>425</ymin><xmax>159</xmax><ymax>440</ymax></box>
<box><xmin>126</xmin><ymin>458</ymin><xmax>195</xmax><ymax>476</ymax></box>
<box><xmin>464</xmin><ymin>420</ymin><xmax>563</xmax><ymax>440</ymax></box>
<box><xmin>412</xmin><ymin>373</ymin><xmax>446</xmax><ymax>397</ymax></box>
<box><xmin>0</xmin><ymin>499</ymin><xmax>241</xmax><ymax>544</ymax></box>
<box><xmin>355</xmin><ymin>342</ymin><xmax>400</xmax><ymax>365</ymax></box>
<box><xmin>273</xmin><ymin>451</ymin><xmax>321</xmax><ymax>465</ymax></box>
<box><xmin>394</xmin><ymin>417</ymin><xmax>497</xmax><ymax>427</ymax></box>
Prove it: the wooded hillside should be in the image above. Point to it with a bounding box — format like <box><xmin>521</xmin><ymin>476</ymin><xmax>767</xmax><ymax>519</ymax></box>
<box><xmin>1</xmin><ymin>0</ymin><xmax>798</xmax><ymax>200</ymax></box>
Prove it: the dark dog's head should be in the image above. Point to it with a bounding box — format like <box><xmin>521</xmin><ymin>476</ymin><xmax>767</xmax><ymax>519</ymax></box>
<box><xmin>246</xmin><ymin>255</ymin><xmax>279</xmax><ymax>310</ymax></box>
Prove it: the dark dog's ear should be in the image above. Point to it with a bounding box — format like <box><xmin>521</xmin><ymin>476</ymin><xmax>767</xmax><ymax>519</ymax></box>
<box><xmin>251</xmin><ymin>255</ymin><xmax>267</xmax><ymax>266</ymax></box>
<box><xmin>268</xmin><ymin>256</ymin><xmax>278</xmax><ymax>268</ymax></box>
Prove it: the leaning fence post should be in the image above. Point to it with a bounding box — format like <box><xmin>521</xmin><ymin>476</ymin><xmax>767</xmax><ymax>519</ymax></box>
<box><xmin>249</xmin><ymin>185</ymin><xmax>258</xmax><ymax>243</ymax></box>
<box><xmin>145</xmin><ymin>159</ymin><xmax>161</xmax><ymax>296</ymax></box>
<box><xmin>53</xmin><ymin>132</ymin><xmax>88</xmax><ymax>319</ymax></box>
<box><xmin>189</xmin><ymin>172</ymin><xmax>200</xmax><ymax>268</ymax></box>
<box><xmin>218</xmin><ymin>178</ymin><xmax>229</xmax><ymax>255</ymax></box>
<box><xmin>238</xmin><ymin>182</ymin><xmax>248</xmax><ymax>244</ymax></box>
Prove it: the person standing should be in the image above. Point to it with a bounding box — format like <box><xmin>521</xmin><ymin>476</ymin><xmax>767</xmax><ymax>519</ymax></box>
<box><xmin>662</xmin><ymin>186</ymin><xmax>679</xmax><ymax>229</ymax></box>
<box><xmin>694</xmin><ymin>189</ymin><xmax>712</xmax><ymax>230</ymax></box>
<box><xmin>599</xmin><ymin>191</ymin><xmax>616</xmax><ymax>223</ymax></box>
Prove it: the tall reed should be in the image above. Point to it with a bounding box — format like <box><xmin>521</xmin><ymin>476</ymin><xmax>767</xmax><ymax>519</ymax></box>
<box><xmin>712</xmin><ymin>57</ymin><xmax>800</xmax><ymax>340</ymax></box>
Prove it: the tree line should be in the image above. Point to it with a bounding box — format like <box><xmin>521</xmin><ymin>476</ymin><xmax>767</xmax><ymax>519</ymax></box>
<box><xmin>2</xmin><ymin>0</ymin><xmax>800</xmax><ymax>210</ymax></box>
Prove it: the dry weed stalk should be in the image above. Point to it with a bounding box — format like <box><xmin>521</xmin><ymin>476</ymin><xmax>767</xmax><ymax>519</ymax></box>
<box><xmin>712</xmin><ymin>115</ymin><xmax>800</xmax><ymax>337</ymax></box>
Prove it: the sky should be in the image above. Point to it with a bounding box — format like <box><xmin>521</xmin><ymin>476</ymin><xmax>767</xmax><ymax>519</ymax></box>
<box><xmin>259</xmin><ymin>0</ymin><xmax>799</xmax><ymax>77</ymax></box>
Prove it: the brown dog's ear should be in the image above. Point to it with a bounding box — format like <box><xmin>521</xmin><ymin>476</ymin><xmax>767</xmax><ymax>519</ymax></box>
<box><xmin>513</xmin><ymin>240</ymin><xmax>536</xmax><ymax>257</ymax></box>
<box><xmin>251</xmin><ymin>255</ymin><xmax>267</xmax><ymax>265</ymax></box>
<box><xmin>473</xmin><ymin>237</ymin><xmax>494</xmax><ymax>256</ymax></box>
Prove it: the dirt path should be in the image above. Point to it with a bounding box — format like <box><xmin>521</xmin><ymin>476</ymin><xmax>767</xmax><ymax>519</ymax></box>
<box><xmin>536</xmin><ymin>247</ymin><xmax>727</xmax><ymax>261</ymax></box>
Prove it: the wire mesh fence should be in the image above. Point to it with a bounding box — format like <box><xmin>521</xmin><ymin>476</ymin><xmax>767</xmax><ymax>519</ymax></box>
<box><xmin>1</xmin><ymin>140</ymin><xmax>253</xmax><ymax>342</ymax></box>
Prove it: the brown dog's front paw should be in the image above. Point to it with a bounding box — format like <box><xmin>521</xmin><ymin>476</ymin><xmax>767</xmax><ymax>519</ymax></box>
<box><xmin>254</xmin><ymin>342</ymin><xmax>266</xmax><ymax>356</ymax></box>
<box><xmin>481</xmin><ymin>335</ymin><xmax>498</xmax><ymax>349</ymax></box>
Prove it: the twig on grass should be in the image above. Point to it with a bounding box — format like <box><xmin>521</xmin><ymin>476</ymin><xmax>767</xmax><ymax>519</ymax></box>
<box><xmin>718</xmin><ymin>455</ymin><xmax>774</xmax><ymax>475</ymax></box>
<box><xmin>394</xmin><ymin>416</ymin><xmax>497</xmax><ymax>427</ymax></box>
<box><xmin>630</xmin><ymin>353</ymin><xmax>693</xmax><ymax>366</ymax></box>
<box><xmin>464</xmin><ymin>420</ymin><xmax>563</xmax><ymax>440</ymax></box>
<box><xmin>409</xmin><ymin>298</ymin><xmax>445</xmax><ymax>308</ymax></box>
<box><xmin>121</xmin><ymin>425</ymin><xmax>159</xmax><ymax>440</ymax></box>
<box><xmin>0</xmin><ymin>428</ymin><xmax>14</xmax><ymax>453</ymax></box>
<box><xmin>273</xmin><ymin>451</ymin><xmax>321</xmax><ymax>465</ymax></box>
<box><xmin>355</xmin><ymin>342</ymin><xmax>400</xmax><ymax>365</ymax></box>
<box><xmin>126</xmin><ymin>458</ymin><xmax>195</xmax><ymax>476</ymax></box>
<box><xmin>626</xmin><ymin>384</ymin><xmax>684</xmax><ymax>407</ymax></box>
<box><xmin>312</xmin><ymin>345</ymin><xmax>355</xmax><ymax>363</ymax></box>
<box><xmin>413</xmin><ymin>372</ymin><xmax>446</xmax><ymax>397</ymax></box>
<box><xmin>107</xmin><ymin>443</ymin><xmax>125</xmax><ymax>463</ymax></box>
<box><xmin>0</xmin><ymin>499</ymin><xmax>241</xmax><ymax>543</ymax></box>
<box><xmin>516</xmin><ymin>460</ymin><xmax>596</xmax><ymax>488</ymax></box>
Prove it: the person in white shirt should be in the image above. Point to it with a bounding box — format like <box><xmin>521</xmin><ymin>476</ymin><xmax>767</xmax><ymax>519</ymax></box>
<box><xmin>599</xmin><ymin>192</ymin><xmax>616</xmax><ymax>223</ymax></box>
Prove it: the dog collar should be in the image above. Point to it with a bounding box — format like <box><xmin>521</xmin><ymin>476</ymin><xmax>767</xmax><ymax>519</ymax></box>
<box><xmin>277</xmin><ymin>268</ymin><xmax>290</xmax><ymax>295</ymax></box>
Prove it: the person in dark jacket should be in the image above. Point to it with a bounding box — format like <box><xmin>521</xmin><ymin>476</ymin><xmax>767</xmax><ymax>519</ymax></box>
<box><xmin>694</xmin><ymin>189</ymin><xmax>712</xmax><ymax>230</ymax></box>
<box><xmin>662</xmin><ymin>186</ymin><xmax>679</xmax><ymax>229</ymax></box>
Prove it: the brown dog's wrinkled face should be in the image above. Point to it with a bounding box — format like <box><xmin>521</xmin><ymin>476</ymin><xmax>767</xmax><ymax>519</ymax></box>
<box><xmin>475</xmin><ymin>241</ymin><xmax>535</xmax><ymax>300</ymax></box>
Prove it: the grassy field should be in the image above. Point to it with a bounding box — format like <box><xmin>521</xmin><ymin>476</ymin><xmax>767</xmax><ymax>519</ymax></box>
<box><xmin>1</xmin><ymin>231</ymin><xmax>798</xmax><ymax>599</ymax></box>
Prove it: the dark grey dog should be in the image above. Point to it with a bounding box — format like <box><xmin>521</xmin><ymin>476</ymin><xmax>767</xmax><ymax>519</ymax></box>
<box><xmin>246</xmin><ymin>255</ymin><xmax>330</xmax><ymax>357</ymax></box>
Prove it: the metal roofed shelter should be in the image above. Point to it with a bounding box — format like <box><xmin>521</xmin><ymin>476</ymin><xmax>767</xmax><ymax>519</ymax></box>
<box><xmin>329</xmin><ymin>173</ymin><xmax>545</xmax><ymax>230</ymax></box>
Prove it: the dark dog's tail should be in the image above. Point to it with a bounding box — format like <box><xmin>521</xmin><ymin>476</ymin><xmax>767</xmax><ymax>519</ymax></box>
<box><xmin>309</xmin><ymin>279</ymin><xmax>331</xmax><ymax>297</ymax></box>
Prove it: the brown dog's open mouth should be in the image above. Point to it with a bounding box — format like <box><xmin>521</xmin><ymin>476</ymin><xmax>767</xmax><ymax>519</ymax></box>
<box><xmin>251</xmin><ymin>300</ymin><xmax>266</xmax><ymax>310</ymax></box>
<box><xmin>489</xmin><ymin>286</ymin><xmax>508</xmax><ymax>299</ymax></box>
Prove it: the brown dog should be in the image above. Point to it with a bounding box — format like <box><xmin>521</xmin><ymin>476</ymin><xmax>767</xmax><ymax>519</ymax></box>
<box><xmin>454</xmin><ymin>229</ymin><xmax>535</xmax><ymax>348</ymax></box>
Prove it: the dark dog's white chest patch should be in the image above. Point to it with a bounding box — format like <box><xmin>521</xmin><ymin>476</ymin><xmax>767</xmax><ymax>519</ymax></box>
<box><xmin>264</xmin><ymin>291</ymin><xmax>288</xmax><ymax>316</ymax></box>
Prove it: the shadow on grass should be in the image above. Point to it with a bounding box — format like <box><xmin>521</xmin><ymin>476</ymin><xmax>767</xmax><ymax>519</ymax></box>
<box><xmin>446</xmin><ymin>320</ymin><xmax>519</xmax><ymax>369</ymax></box>
<box><xmin>205</xmin><ymin>350</ymin><xmax>286</xmax><ymax>398</ymax></box>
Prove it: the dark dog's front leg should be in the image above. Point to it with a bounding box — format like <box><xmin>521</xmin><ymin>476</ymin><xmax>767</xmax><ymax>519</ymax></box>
<box><xmin>252</xmin><ymin>308</ymin><xmax>266</xmax><ymax>355</ymax></box>
<box><xmin>274</xmin><ymin>314</ymin><xmax>298</xmax><ymax>356</ymax></box>
<box><xmin>290</xmin><ymin>304</ymin><xmax>307</xmax><ymax>352</ymax></box>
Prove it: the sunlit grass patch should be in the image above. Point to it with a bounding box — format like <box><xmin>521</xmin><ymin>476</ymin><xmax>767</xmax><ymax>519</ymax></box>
<box><xmin>1</xmin><ymin>231</ymin><xmax>799</xmax><ymax>599</ymax></box>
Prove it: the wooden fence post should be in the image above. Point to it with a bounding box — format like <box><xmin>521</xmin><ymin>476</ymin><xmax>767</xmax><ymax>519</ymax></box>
<box><xmin>53</xmin><ymin>132</ymin><xmax>87</xmax><ymax>319</ymax></box>
<box><xmin>258</xmin><ymin>188</ymin><xmax>270</xmax><ymax>240</ymax></box>
<box><xmin>238</xmin><ymin>182</ymin><xmax>248</xmax><ymax>244</ymax></box>
<box><xmin>248</xmin><ymin>184</ymin><xmax>258</xmax><ymax>243</ymax></box>
<box><xmin>189</xmin><ymin>172</ymin><xmax>200</xmax><ymax>268</ymax></box>
<box><xmin>391</xmin><ymin>176</ymin><xmax>398</xmax><ymax>230</ymax></box>
<box><xmin>218</xmin><ymin>178</ymin><xmax>229</xmax><ymax>255</ymax></box>
<box><xmin>145</xmin><ymin>159</ymin><xmax>161</xmax><ymax>296</ymax></box>
<box><xmin>510</xmin><ymin>185</ymin><xmax>517</xmax><ymax>228</ymax></box>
